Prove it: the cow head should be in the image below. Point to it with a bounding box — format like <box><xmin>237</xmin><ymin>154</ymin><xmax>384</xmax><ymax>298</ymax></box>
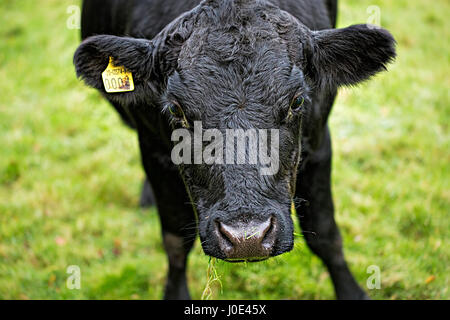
<box><xmin>74</xmin><ymin>0</ymin><xmax>396</xmax><ymax>262</ymax></box>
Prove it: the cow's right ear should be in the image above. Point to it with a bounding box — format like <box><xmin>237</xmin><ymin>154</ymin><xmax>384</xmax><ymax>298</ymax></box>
<box><xmin>74</xmin><ymin>35</ymin><xmax>156</xmax><ymax>102</ymax></box>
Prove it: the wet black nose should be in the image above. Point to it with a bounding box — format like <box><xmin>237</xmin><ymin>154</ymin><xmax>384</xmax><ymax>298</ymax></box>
<box><xmin>215</xmin><ymin>217</ymin><xmax>277</xmax><ymax>261</ymax></box>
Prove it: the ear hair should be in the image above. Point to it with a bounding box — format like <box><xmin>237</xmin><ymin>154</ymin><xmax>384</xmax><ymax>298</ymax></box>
<box><xmin>307</xmin><ymin>24</ymin><xmax>396</xmax><ymax>90</ymax></box>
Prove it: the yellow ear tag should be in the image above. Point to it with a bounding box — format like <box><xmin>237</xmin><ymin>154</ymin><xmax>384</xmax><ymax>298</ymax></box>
<box><xmin>102</xmin><ymin>57</ymin><xmax>135</xmax><ymax>93</ymax></box>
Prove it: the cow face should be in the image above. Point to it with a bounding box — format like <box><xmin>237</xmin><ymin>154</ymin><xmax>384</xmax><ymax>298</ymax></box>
<box><xmin>74</xmin><ymin>0</ymin><xmax>395</xmax><ymax>262</ymax></box>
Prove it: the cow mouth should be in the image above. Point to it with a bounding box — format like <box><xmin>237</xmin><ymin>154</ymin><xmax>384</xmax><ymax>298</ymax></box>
<box><xmin>223</xmin><ymin>257</ymin><xmax>269</xmax><ymax>263</ymax></box>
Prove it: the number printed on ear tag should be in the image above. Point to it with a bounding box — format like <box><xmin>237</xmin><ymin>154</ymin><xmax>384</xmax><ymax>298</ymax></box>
<box><xmin>102</xmin><ymin>57</ymin><xmax>135</xmax><ymax>93</ymax></box>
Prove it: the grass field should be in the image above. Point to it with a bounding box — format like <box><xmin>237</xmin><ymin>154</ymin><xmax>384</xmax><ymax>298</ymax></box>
<box><xmin>0</xmin><ymin>0</ymin><xmax>448</xmax><ymax>300</ymax></box>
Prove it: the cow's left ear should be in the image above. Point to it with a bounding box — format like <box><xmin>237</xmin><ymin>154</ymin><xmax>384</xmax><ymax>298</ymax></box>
<box><xmin>307</xmin><ymin>24</ymin><xmax>396</xmax><ymax>89</ymax></box>
<box><xmin>74</xmin><ymin>35</ymin><xmax>156</xmax><ymax>102</ymax></box>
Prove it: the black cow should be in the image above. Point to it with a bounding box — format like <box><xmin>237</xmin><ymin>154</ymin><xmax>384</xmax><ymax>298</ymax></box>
<box><xmin>74</xmin><ymin>0</ymin><xmax>396</xmax><ymax>299</ymax></box>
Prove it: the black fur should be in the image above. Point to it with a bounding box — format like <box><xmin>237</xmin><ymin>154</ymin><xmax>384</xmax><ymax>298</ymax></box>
<box><xmin>74</xmin><ymin>0</ymin><xmax>396</xmax><ymax>299</ymax></box>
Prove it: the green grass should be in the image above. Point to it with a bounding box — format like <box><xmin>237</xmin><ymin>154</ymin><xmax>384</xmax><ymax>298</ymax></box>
<box><xmin>0</xmin><ymin>0</ymin><xmax>448</xmax><ymax>300</ymax></box>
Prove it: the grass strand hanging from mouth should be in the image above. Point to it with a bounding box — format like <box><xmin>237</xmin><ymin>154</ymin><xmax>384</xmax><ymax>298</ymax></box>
<box><xmin>201</xmin><ymin>257</ymin><xmax>223</xmax><ymax>300</ymax></box>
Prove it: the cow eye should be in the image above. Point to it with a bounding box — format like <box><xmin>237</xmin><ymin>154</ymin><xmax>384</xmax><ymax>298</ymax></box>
<box><xmin>290</xmin><ymin>95</ymin><xmax>305</xmax><ymax>111</ymax></box>
<box><xmin>168</xmin><ymin>101</ymin><xmax>190</xmax><ymax>128</ymax></box>
<box><xmin>168</xmin><ymin>101</ymin><xmax>184</xmax><ymax>119</ymax></box>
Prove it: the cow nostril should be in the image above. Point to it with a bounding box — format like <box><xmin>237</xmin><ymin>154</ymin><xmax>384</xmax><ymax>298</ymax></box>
<box><xmin>215</xmin><ymin>217</ymin><xmax>277</xmax><ymax>260</ymax></box>
<box><xmin>261</xmin><ymin>217</ymin><xmax>276</xmax><ymax>248</ymax></box>
<box><xmin>216</xmin><ymin>221</ymin><xmax>234</xmax><ymax>250</ymax></box>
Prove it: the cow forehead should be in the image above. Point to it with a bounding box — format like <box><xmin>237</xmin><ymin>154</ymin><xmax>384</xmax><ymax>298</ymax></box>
<box><xmin>168</xmin><ymin>6</ymin><xmax>304</xmax><ymax>121</ymax></box>
<box><xmin>183</xmin><ymin>10</ymin><xmax>288</xmax><ymax>55</ymax></box>
<box><xmin>169</xmin><ymin>32</ymin><xmax>297</xmax><ymax>124</ymax></box>
<box><xmin>178</xmin><ymin>34</ymin><xmax>291</xmax><ymax>81</ymax></box>
<box><xmin>171</xmin><ymin>55</ymin><xmax>294</xmax><ymax>123</ymax></box>
<box><xmin>175</xmin><ymin>27</ymin><xmax>294</xmax><ymax>95</ymax></box>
